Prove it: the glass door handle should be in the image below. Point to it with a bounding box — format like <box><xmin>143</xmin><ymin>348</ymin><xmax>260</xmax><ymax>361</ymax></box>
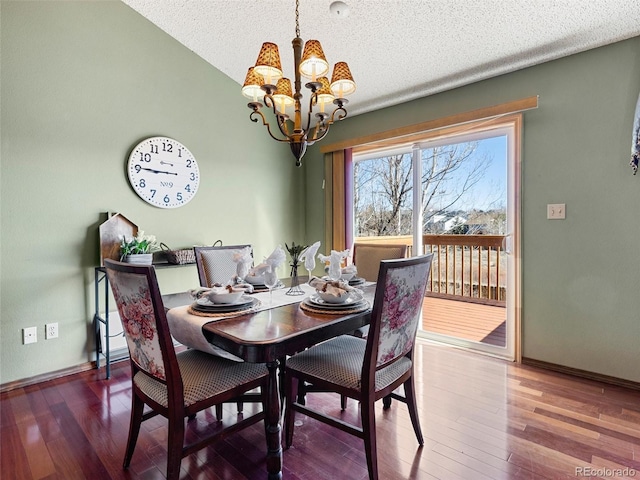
<box><xmin>502</xmin><ymin>234</ymin><xmax>513</xmax><ymax>255</ymax></box>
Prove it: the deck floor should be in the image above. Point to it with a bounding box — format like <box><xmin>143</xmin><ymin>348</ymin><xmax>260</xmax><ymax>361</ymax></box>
<box><xmin>421</xmin><ymin>296</ymin><xmax>506</xmax><ymax>347</ymax></box>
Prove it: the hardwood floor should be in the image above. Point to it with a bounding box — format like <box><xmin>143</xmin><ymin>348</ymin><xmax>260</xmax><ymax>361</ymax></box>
<box><xmin>2</xmin><ymin>340</ymin><xmax>639</xmax><ymax>479</ymax></box>
<box><xmin>422</xmin><ymin>296</ymin><xmax>506</xmax><ymax>347</ymax></box>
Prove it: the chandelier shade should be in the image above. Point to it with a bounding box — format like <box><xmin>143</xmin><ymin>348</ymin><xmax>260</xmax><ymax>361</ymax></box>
<box><xmin>273</xmin><ymin>78</ymin><xmax>295</xmax><ymax>113</ymax></box>
<box><xmin>315</xmin><ymin>76</ymin><xmax>334</xmax><ymax>112</ymax></box>
<box><xmin>241</xmin><ymin>67</ymin><xmax>266</xmax><ymax>101</ymax></box>
<box><xmin>243</xmin><ymin>0</ymin><xmax>356</xmax><ymax>167</ymax></box>
<box><xmin>330</xmin><ymin>61</ymin><xmax>356</xmax><ymax>97</ymax></box>
<box><xmin>299</xmin><ymin>40</ymin><xmax>330</xmax><ymax>80</ymax></box>
<box><xmin>253</xmin><ymin>42</ymin><xmax>283</xmax><ymax>85</ymax></box>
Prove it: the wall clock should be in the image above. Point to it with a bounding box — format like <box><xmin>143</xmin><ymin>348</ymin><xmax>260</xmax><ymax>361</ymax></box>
<box><xmin>127</xmin><ymin>136</ymin><xmax>200</xmax><ymax>208</ymax></box>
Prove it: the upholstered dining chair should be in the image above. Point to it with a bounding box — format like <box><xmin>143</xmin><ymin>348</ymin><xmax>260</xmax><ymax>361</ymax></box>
<box><xmin>352</xmin><ymin>243</ymin><xmax>409</xmax><ymax>282</ymax></box>
<box><xmin>194</xmin><ymin>244</ymin><xmax>252</xmax><ymax>287</ymax></box>
<box><xmin>284</xmin><ymin>254</ymin><xmax>434</xmax><ymax>480</ymax></box>
<box><xmin>104</xmin><ymin>259</ymin><xmax>268</xmax><ymax>480</ymax></box>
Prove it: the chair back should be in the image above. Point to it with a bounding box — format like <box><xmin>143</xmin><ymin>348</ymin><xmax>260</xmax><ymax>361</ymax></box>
<box><xmin>104</xmin><ymin>259</ymin><xmax>178</xmax><ymax>384</ymax></box>
<box><xmin>194</xmin><ymin>244</ymin><xmax>252</xmax><ymax>287</ymax></box>
<box><xmin>364</xmin><ymin>254</ymin><xmax>434</xmax><ymax>376</ymax></box>
<box><xmin>352</xmin><ymin>243</ymin><xmax>408</xmax><ymax>282</ymax></box>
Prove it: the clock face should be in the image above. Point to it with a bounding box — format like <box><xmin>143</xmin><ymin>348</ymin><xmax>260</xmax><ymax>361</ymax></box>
<box><xmin>127</xmin><ymin>137</ymin><xmax>200</xmax><ymax>208</ymax></box>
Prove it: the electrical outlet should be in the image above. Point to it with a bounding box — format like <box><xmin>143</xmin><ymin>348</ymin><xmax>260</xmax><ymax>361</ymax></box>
<box><xmin>46</xmin><ymin>323</ymin><xmax>59</xmax><ymax>339</ymax></box>
<box><xmin>23</xmin><ymin>326</ymin><xmax>37</xmax><ymax>344</ymax></box>
<box><xmin>547</xmin><ymin>203</ymin><xmax>566</xmax><ymax>220</ymax></box>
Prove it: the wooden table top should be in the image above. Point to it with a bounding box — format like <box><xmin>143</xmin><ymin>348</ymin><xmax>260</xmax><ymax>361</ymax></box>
<box><xmin>162</xmin><ymin>285</ymin><xmax>376</xmax><ymax>363</ymax></box>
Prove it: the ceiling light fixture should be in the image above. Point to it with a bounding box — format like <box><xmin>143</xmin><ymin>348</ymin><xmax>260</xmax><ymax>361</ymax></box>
<box><xmin>241</xmin><ymin>0</ymin><xmax>355</xmax><ymax>167</ymax></box>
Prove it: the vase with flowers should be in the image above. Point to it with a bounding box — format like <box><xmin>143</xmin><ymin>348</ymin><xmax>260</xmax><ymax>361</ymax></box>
<box><xmin>285</xmin><ymin>241</ymin><xmax>307</xmax><ymax>295</ymax></box>
<box><xmin>120</xmin><ymin>231</ymin><xmax>159</xmax><ymax>264</ymax></box>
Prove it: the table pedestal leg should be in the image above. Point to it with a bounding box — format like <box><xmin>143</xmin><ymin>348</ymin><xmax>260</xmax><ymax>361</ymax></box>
<box><xmin>265</xmin><ymin>360</ymin><xmax>282</xmax><ymax>479</ymax></box>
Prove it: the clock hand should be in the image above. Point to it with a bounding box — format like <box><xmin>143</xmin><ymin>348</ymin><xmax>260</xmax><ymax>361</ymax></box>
<box><xmin>140</xmin><ymin>167</ymin><xmax>178</xmax><ymax>175</ymax></box>
<box><xmin>160</xmin><ymin>161</ymin><xmax>174</xmax><ymax>167</ymax></box>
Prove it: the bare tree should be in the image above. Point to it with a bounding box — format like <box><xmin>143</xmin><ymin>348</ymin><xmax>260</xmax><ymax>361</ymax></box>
<box><xmin>354</xmin><ymin>141</ymin><xmax>497</xmax><ymax>236</ymax></box>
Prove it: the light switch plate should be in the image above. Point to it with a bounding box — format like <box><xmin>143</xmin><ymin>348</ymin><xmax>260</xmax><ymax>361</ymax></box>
<box><xmin>547</xmin><ymin>203</ymin><xmax>566</xmax><ymax>219</ymax></box>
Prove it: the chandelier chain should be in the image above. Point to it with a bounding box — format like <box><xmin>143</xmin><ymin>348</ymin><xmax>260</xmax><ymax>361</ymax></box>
<box><xmin>295</xmin><ymin>0</ymin><xmax>300</xmax><ymax>38</ymax></box>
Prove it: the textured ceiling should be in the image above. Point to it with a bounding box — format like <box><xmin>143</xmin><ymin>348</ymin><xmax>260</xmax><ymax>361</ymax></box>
<box><xmin>122</xmin><ymin>0</ymin><xmax>640</xmax><ymax>117</ymax></box>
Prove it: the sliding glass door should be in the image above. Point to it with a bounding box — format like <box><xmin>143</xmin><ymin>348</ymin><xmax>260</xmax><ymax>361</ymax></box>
<box><xmin>352</xmin><ymin>118</ymin><xmax>520</xmax><ymax>360</ymax></box>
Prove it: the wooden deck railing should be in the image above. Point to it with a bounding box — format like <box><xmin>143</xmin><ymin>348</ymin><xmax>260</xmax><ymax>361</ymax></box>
<box><xmin>422</xmin><ymin>235</ymin><xmax>506</xmax><ymax>305</ymax></box>
<box><xmin>355</xmin><ymin>234</ymin><xmax>507</xmax><ymax>305</ymax></box>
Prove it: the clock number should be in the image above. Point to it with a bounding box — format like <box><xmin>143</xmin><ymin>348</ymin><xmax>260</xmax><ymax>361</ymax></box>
<box><xmin>162</xmin><ymin>142</ymin><xmax>173</xmax><ymax>153</ymax></box>
<box><xmin>164</xmin><ymin>195</ymin><xmax>170</xmax><ymax>204</ymax></box>
<box><xmin>139</xmin><ymin>179</ymin><xmax>146</xmax><ymax>188</ymax></box>
<box><xmin>139</xmin><ymin>152</ymin><xmax>151</xmax><ymax>162</ymax></box>
<box><xmin>186</xmin><ymin>159</ymin><xmax>192</xmax><ymax>168</ymax></box>
<box><xmin>135</xmin><ymin>164</ymin><xmax>141</xmax><ymax>173</ymax></box>
<box><xmin>150</xmin><ymin>144</ymin><xmax>158</xmax><ymax>154</ymax></box>
<box><xmin>190</xmin><ymin>172</ymin><xmax>196</xmax><ymax>181</ymax></box>
<box><xmin>177</xmin><ymin>149</ymin><xmax>183</xmax><ymax>158</ymax></box>
<box><xmin>185</xmin><ymin>184</ymin><xmax>191</xmax><ymax>192</ymax></box>
<box><xmin>177</xmin><ymin>192</ymin><xmax>183</xmax><ymax>202</ymax></box>
<box><xmin>150</xmin><ymin>189</ymin><xmax>156</xmax><ymax>198</ymax></box>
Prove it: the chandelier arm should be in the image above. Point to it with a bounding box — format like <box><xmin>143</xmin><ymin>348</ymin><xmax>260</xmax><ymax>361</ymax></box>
<box><xmin>263</xmin><ymin>92</ymin><xmax>294</xmax><ymax>138</ymax></box>
<box><xmin>328</xmin><ymin>105</ymin><xmax>348</xmax><ymax>123</ymax></box>
<box><xmin>308</xmin><ymin>123</ymin><xmax>331</xmax><ymax>145</ymax></box>
<box><xmin>249</xmin><ymin>109</ymin><xmax>293</xmax><ymax>143</ymax></box>
<box><xmin>303</xmin><ymin>91</ymin><xmax>319</xmax><ymax>134</ymax></box>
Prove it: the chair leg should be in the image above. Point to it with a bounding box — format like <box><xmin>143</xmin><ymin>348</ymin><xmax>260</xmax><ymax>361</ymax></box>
<box><xmin>215</xmin><ymin>404</ymin><xmax>223</xmax><ymax>420</ymax></box>
<box><xmin>279</xmin><ymin>356</ymin><xmax>287</xmax><ymax>404</ymax></box>
<box><xmin>404</xmin><ymin>376</ymin><xmax>423</xmax><ymax>445</ymax></box>
<box><xmin>284</xmin><ymin>374</ymin><xmax>298</xmax><ymax>449</ymax></box>
<box><xmin>340</xmin><ymin>394</ymin><xmax>348</xmax><ymax>410</ymax></box>
<box><xmin>382</xmin><ymin>394</ymin><xmax>392</xmax><ymax>409</ymax></box>
<box><xmin>166</xmin><ymin>413</ymin><xmax>185</xmax><ymax>480</ymax></box>
<box><xmin>361</xmin><ymin>397</ymin><xmax>379</xmax><ymax>480</ymax></box>
<box><xmin>296</xmin><ymin>380</ymin><xmax>307</xmax><ymax>405</ymax></box>
<box><xmin>237</xmin><ymin>401</ymin><xmax>244</xmax><ymax>414</ymax></box>
<box><xmin>123</xmin><ymin>393</ymin><xmax>145</xmax><ymax>468</ymax></box>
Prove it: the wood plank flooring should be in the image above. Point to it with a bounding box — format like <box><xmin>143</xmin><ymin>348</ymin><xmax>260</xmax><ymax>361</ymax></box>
<box><xmin>2</xmin><ymin>340</ymin><xmax>639</xmax><ymax>479</ymax></box>
<box><xmin>422</xmin><ymin>296</ymin><xmax>507</xmax><ymax>347</ymax></box>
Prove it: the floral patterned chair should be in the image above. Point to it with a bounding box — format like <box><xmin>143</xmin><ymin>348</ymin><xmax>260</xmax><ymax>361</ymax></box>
<box><xmin>283</xmin><ymin>254</ymin><xmax>434</xmax><ymax>480</ymax></box>
<box><xmin>104</xmin><ymin>259</ymin><xmax>268</xmax><ymax>480</ymax></box>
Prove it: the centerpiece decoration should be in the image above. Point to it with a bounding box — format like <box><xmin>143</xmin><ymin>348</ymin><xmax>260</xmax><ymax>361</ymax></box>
<box><xmin>285</xmin><ymin>241</ymin><xmax>307</xmax><ymax>295</ymax></box>
<box><xmin>119</xmin><ymin>231</ymin><xmax>159</xmax><ymax>264</ymax></box>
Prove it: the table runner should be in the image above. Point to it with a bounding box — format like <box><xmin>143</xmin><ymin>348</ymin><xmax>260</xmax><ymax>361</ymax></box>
<box><xmin>167</xmin><ymin>283</ymin><xmax>318</xmax><ymax>360</ymax></box>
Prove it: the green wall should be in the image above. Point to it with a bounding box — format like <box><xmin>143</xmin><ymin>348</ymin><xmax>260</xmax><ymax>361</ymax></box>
<box><xmin>1</xmin><ymin>2</ymin><xmax>303</xmax><ymax>384</ymax></box>
<box><xmin>305</xmin><ymin>37</ymin><xmax>640</xmax><ymax>382</ymax></box>
<box><xmin>2</xmin><ymin>1</ymin><xmax>639</xmax><ymax>386</ymax></box>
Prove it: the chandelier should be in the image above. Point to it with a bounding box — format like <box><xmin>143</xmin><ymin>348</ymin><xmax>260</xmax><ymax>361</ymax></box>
<box><xmin>241</xmin><ymin>0</ymin><xmax>356</xmax><ymax>167</ymax></box>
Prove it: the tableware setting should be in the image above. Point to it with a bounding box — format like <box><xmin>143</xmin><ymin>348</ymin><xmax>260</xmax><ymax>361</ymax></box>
<box><xmin>191</xmin><ymin>295</ymin><xmax>259</xmax><ymax>314</ymax></box>
<box><xmin>301</xmin><ymin>277</ymin><xmax>369</xmax><ymax>314</ymax></box>
<box><xmin>207</xmin><ymin>286</ymin><xmax>245</xmax><ymax>304</ymax></box>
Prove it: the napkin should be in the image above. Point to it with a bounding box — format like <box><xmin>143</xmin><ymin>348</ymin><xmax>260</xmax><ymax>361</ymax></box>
<box><xmin>309</xmin><ymin>277</ymin><xmax>355</xmax><ymax>297</ymax></box>
<box><xmin>317</xmin><ymin>249</ymin><xmax>349</xmax><ymax>280</ymax></box>
<box><xmin>299</xmin><ymin>241</ymin><xmax>321</xmax><ymax>272</ymax></box>
<box><xmin>250</xmin><ymin>245</ymin><xmax>286</xmax><ymax>276</ymax></box>
<box><xmin>189</xmin><ymin>283</ymin><xmax>254</xmax><ymax>298</ymax></box>
<box><xmin>233</xmin><ymin>246</ymin><xmax>253</xmax><ymax>280</ymax></box>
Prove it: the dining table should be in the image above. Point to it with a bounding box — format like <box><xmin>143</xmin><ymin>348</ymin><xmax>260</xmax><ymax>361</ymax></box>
<box><xmin>163</xmin><ymin>281</ymin><xmax>375</xmax><ymax>480</ymax></box>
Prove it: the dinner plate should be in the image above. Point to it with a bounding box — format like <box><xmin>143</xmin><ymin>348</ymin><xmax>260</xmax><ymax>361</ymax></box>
<box><xmin>193</xmin><ymin>296</ymin><xmax>257</xmax><ymax>313</ymax></box>
<box><xmin>302</xmin><ymin>297</ymin><xmax>368</xmax><ymax>311</ymax></box>
<box><xmin>306</xmin><ymin>293</ymin><xmax>366</xmax><ymax>310</ymax></box>
<box><xmin>309</xmin><ymin>291</ymin><xmax>363</xmax><ymax>307</ymax></box>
